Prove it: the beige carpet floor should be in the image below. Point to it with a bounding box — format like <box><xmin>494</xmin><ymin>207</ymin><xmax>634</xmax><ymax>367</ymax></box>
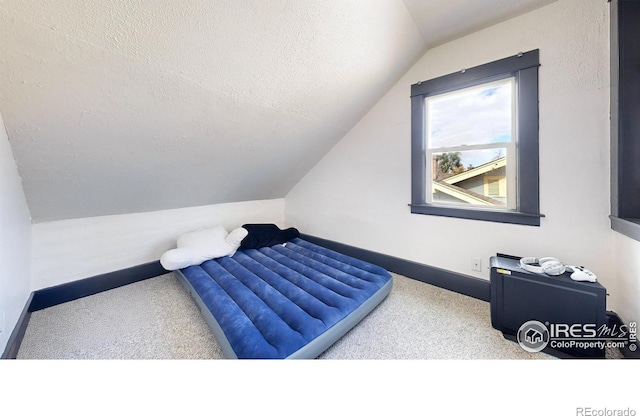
<box><xmin>15</xmin><ymin>272</ymin><xmax>598</xmax><ymax>359</ymax></box>
<box><xmin>11</xmin><ymin>273</ymin><xmax>633</xmax><ymax>416</ymax></box>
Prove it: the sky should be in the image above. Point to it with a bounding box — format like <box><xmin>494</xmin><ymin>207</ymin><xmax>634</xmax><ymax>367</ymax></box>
<box><xmin>427</xmin><ymin>77</ymin><xmax>513</xmax><ymax>168</ymax></box>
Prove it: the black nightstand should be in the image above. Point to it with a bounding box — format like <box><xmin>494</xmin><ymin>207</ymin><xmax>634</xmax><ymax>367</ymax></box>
<box><xmin>490</xmin><ymin>254</ymin><xmax>608</xmax><ymax>358</ymax></box>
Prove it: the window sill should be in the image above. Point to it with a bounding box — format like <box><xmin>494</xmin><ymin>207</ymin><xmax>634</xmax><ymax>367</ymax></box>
<box><xmin>410</xmin><ymin>204</ymin><xmax>543</xmax><ymax>226</ymax></box>
<box><xmin>610</xmin><ymin>216</ymin><xmax>640</xmax><ymax>242</ymax></box>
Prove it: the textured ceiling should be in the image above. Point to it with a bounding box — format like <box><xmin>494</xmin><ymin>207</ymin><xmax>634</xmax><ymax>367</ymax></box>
<box><xmin>402</xmin><ymin>0</ymin><xmax>557</xmax><ymax>48</ymax></box>
<box><xmin>0</xmin><ymin>0</ymin><xmax>554</xmax><ymax>222</ymax></box>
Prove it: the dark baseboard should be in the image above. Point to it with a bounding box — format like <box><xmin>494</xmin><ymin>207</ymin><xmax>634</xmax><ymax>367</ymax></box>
<box><xmin>2</xmin><ymin>261</ymin><xmax>166</xmax><ymax>359</ymax></box>
<box><xmin>1</xmin><ymin>293</ymin><xmax>33</xmax><ymax>359</ymax></box>
<box><xmin>29</xmin><ymin>261</ymin><xmax>167</xmax><ymax>312</ymax></box>
<box><xmin>300</xmin><ymin>234</ymin><xmax>490</xmax><ymax>302</ymax></box>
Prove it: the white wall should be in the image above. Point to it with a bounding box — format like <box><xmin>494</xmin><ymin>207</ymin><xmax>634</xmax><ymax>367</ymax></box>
<box><xmin>611</xmin><ymin>234</ymin><xmax>640</xmax><ymax>324</ymax></box>
<box><xmin>31</xmin><ymin>198</ymin><xmax>284</xmax><ymax>290</ymax></box>
<box><xmin>0</xmin><ymin>111</ymin><xmax>32</xmax><ymax>353</ymax></box>
<box><xmin>286</xmin><ymin>0</ymin><xmax>623</xmax><ymax>311</ymax></box>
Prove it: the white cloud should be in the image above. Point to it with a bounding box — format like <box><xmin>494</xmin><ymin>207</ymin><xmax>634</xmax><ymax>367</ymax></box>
<box><xmin>427</xmin><ymin>78</ymin><xmax>513</xmax><ymax>149</ymax></box>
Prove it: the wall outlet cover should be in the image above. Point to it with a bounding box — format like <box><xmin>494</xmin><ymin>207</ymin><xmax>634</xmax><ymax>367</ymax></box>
<box><xmin>472</xmin><ymin>258</ymin><xmax>482</xmax><ymax>272</ymax></box>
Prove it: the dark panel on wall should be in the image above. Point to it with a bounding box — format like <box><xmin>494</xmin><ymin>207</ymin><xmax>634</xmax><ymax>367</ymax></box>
<box><xmin>612</xmin><ymin>0</ymin><xmax>640</xmax><ymax>218</ymax></box>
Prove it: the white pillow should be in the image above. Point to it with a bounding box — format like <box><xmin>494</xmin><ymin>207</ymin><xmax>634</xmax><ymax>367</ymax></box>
<box><xmin>159</xmin><ymin>248</ymin><xmax>212</xmax><ymax>271</ymax></box>
<box><xmin>160</xmin><ymin>226</ymin><xmax>248</xmax><ymax>271</ymax></box>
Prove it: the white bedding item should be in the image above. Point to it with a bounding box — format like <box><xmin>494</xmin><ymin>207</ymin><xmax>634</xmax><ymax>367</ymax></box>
<box><xmin>160</xmin><ymin>225</ymin><xmax>249</xmax><ymax>271</ymax></box>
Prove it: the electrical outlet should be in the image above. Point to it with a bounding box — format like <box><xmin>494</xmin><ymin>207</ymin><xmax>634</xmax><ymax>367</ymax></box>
<box><xmin>471</xmin><ymin>258</ymin><xmax>482</xmax><ymax>272</ymax></box>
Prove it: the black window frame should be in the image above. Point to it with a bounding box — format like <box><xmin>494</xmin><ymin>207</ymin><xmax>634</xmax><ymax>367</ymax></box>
<box><xmin>410</xmin><ymin>49</ymin><xmax>543</xmax><ymax>226</ymax></box>
<box><xmin>610</xmin><ymin>0</ymin><xmax>640</xmax><ymax>242</ymax></box>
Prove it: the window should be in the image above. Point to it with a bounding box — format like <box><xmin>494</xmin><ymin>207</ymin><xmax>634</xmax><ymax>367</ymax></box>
<box><xmin>426</xmin><ymin>78</ymin><xmax>515</xmax><ymax>209</ymax></box>
<box><xmin>610</xmin><ymin>0</ymin><xmax>640</xmax><ymax>242</ymax></box>
<box><xmin>485</xmin><ymin>176</ymin><xmax>506</xmax><ymax>198</ymax></box>
<box><xmin>410</xmin><ymin>50</ymin><xmax>542</xmax><ymax>226</ymax></box>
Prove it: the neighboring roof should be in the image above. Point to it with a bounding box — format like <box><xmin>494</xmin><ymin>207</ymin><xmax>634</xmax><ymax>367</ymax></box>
<box><xmin>433</xmin><ymin>180</ymin><xmax>504</xmax><ymax>206</ymax></box>
<box><xmin>443</xmin><ymin>157</ymin><xmax>506</xmax><ymax>185</ymax></box>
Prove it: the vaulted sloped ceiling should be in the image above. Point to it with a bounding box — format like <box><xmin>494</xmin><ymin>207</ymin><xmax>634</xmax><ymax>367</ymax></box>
<box><xmin>0</xmin><ymin>0</ymin><xmax>554</xmax><ymax>222</ymax></box>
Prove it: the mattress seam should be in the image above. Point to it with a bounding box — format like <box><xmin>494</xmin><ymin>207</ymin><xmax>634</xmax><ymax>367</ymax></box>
<box><xmin>260</xmin><ymin>247</ymin><xmax>356</xmax><ymax>303</ymax></box>
<box><xmin>273</xmin><ymin>244</ymin><xmax>374</xmax><ymax>291</ymax></box>
<box><xmin>288</xmin><ymin>240</ymin><xmax>385</xmax><ymax>282</ymax></box>
<box><xmin>220</xmin><ymin>255</ymin><xmax>321</xmax><ymax>338</ymax></box>
<box><xmin>246</xmin><ymin>249</ymin><xmax>345</xmax><ymax>311</ymax></box>
<box><xmin>203</xmin><ymin>262</ymin><xmax>283</xmax><ymax>357</ymax></box>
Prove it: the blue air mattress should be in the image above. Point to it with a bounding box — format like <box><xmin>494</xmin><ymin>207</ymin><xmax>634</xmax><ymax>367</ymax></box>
<box><xmin>175</xmin><ymin>238</ymin><xmax>392</xmax><ymax>359</ymax></box>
